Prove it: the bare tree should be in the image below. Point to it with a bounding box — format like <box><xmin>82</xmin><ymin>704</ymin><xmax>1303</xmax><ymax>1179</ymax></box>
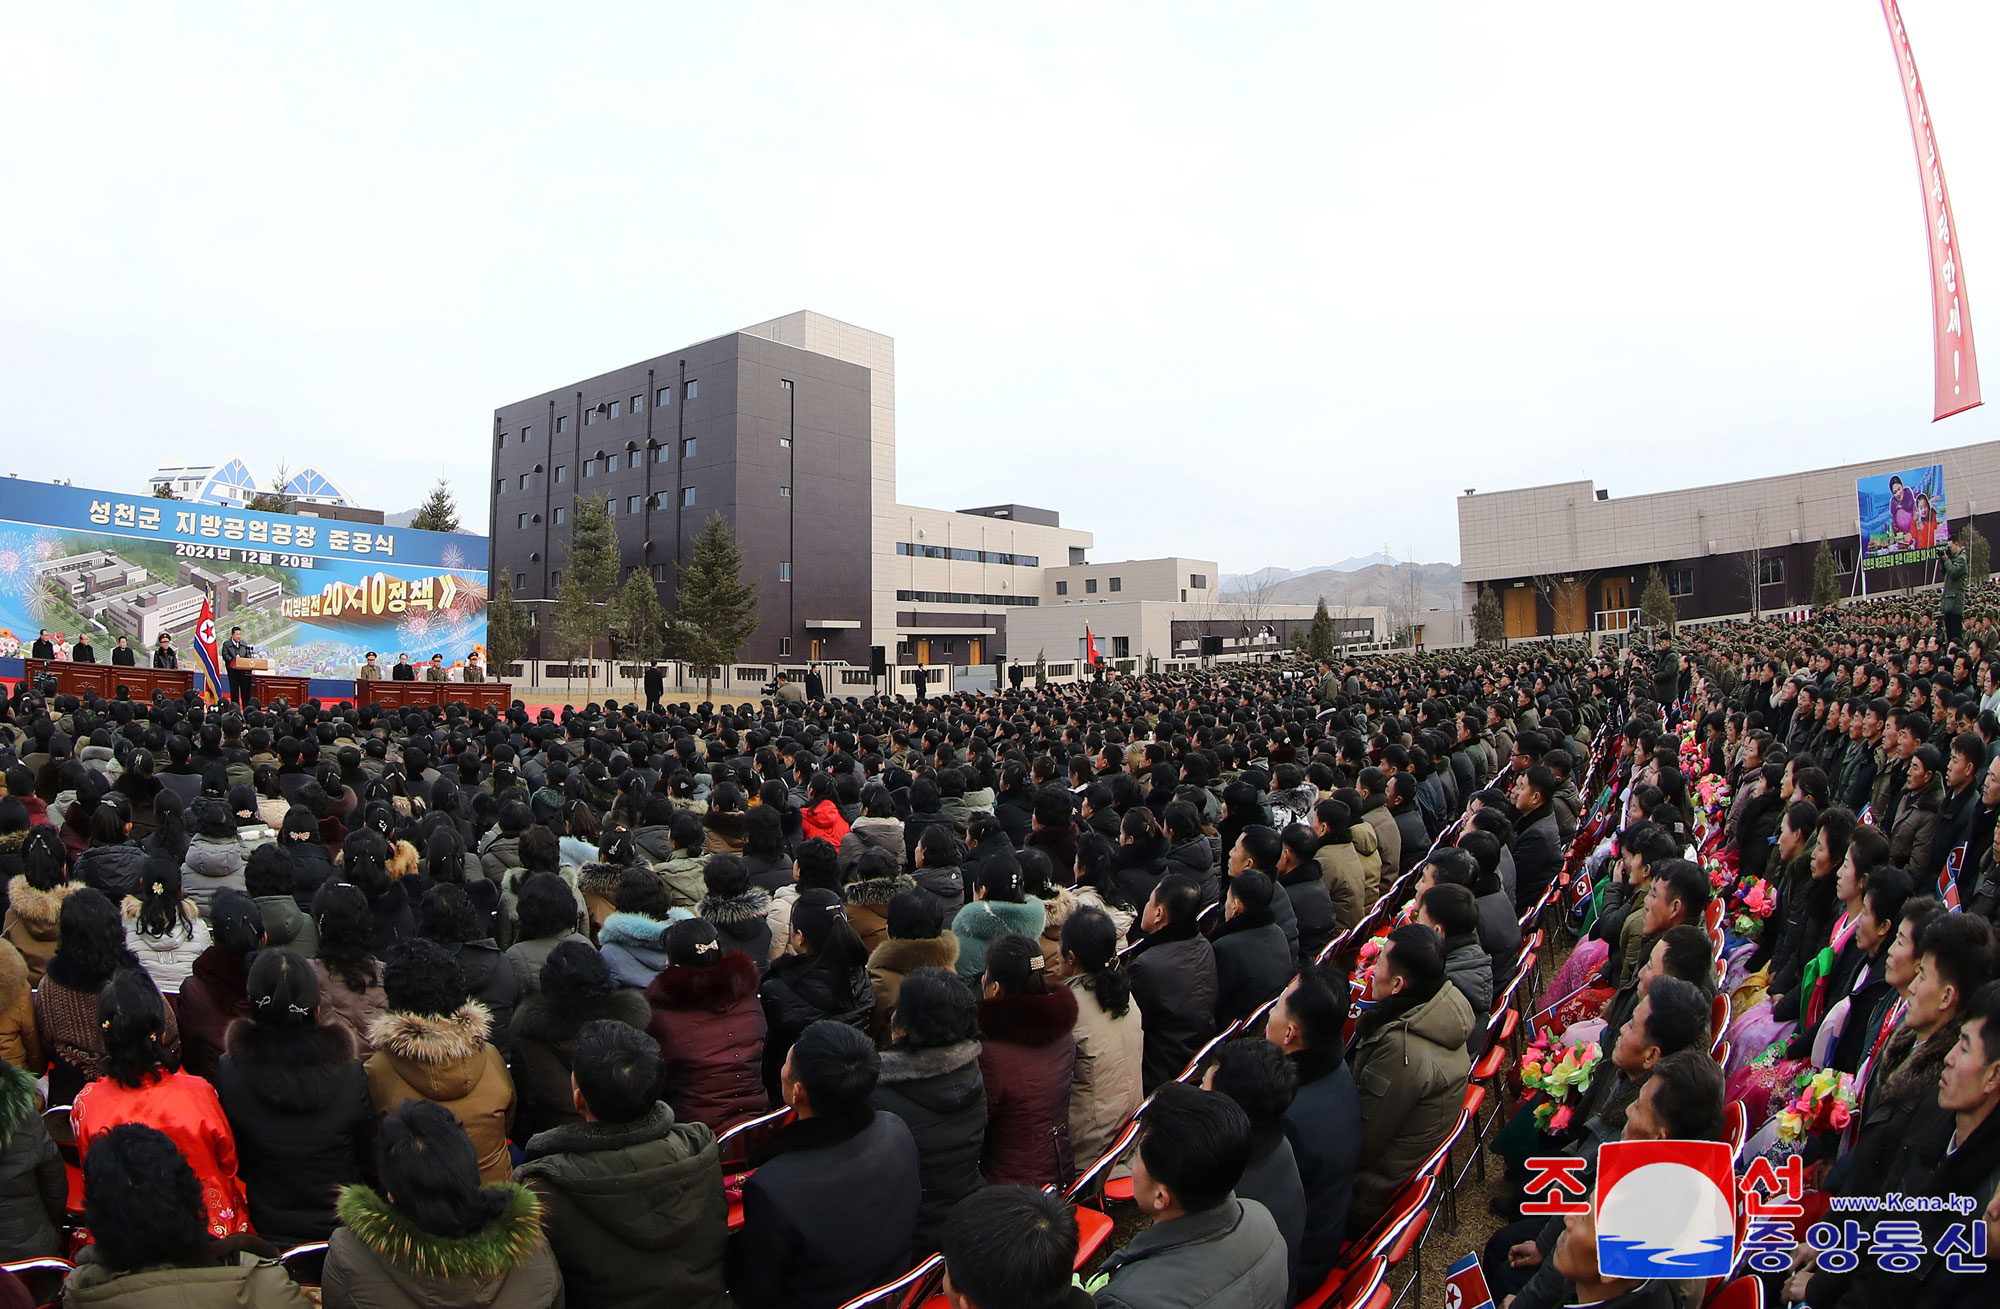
<box><xmin>1217</xmin><ymin>568</ymin><xmax>1286</xmax><ymax>655</ymax></box>
<box><xmin>1734</xmin><ymin>507</ymin><xmax>1769</xmax><ymax>619</ymax></box>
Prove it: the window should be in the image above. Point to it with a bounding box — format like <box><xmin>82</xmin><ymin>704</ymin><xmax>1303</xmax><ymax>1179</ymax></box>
<box><xmin>780</xmin><ymin>436</ymin><xmax>792</xmax><ymax>449</ymax></box>
<box><xmin>681</xmin><ymin>487</ymin><xmax>696</xmax><ymax>507</ymax></box>
<box><xmin>1070</xmin><ymin>547</ymin><xmax>1086</xmax><ymax>566</ymax></box>
<box><xmin>518</xmin><ymin>474</ymin><xmax>529</xmax><ymax>490</ymax></box>
<box><xmin>685</xmin><ymin>380</ymin><xmax>698</xmax><ymax>400</ymax></box>
<box><xmin>553</xmin><ymin>506</ymin><xmax>566</xmax><ymax>525</ymax></box>
<box><xmin>1056</xmin><ymin>580</ymin><xmax>1068</xmax><ymax>596</ymax></box>
<box><xmin>779</xmin><ymin>485</ymin><xmax>791</xmax><ymax>498</ymax></box>
<box><xmin>521</xmin><ymin>426</ymin><xmax>533</xmax><ymax>444</ymax></box>
<box><xmin>627</xmin><ymin>496</ymin><xmax>642</xmax><ymax>514</ymax></box>
<box><xmin>891</xmin><ymin>543</ymin><xmax>1037</xmax><ymax>566</ymax></box>
<box><xmin>516</xmin><ymin>513</ymin><xmax>528</xmax><ymax>529</ymax></box>
<box><xmin>1180</xmin><ymin>589</ymin><xmax>1188</xmax><ymax>602</ymax></box>
<box><xmin>1112</xmin><ymin>636</ymin><xmax>1131</xmax><ymax>659</ymax></box>
<box><xmin>781</xmin><ymin>379</ymin><xmax>793</xmax><ymax>390</ymax></box>
<box><xmin>653</xmin><ymin>444</ymin><xmax>669</xmax><ymax>463</ymax></box>
<box><xmin>779</xmin><ymin>562</ymin><xmax>792</xmax><ymax>582</ymax></box>
<box><xmin>631</xmin><ymin>394</ymin><xmax>644</xmax><ymax>413</ymax></box>
<box><xmin>1190</xmin><ymin>573</ymin><xmax>1208</xmax><ymax>589</ymax></box>
<box><xmin>496</xmin><ymin>478</ymin><xmax>504</xmax><ymax>494</ymax></box>
<box><xmin>895</xmin><ymin>590</ymin><xmax>1037</xmax><ymax>607</ymax></box>
<box><xmin>656</xmin><ymin>387</ymin><xmax>670</xmax><ymax>406</ymax></box>
<box><xmin>556</xmin><ymin>415</ymin><xmax>569</xmax><ymax>433</ymax></box>
<box><xmin>555</xmin><ymin>465</ymin><xmax>567</xmax><ymax>483</ymax></box>
<box><xmin>941</xmin><ymin>640</ymin><xmax>955</xmax><ymax>656</ymax></box>
<box><xmin>629</xmin><ymin>451</ymin><xmax>643</xmax><ymax>469</ymax></box>
<box><xmin>651</xmin><ymin>564</ymin><xmax>670</xmax><ymax>581</ymax></box>
<box><xmin>898</xmin><ymin>638</ymin><xmax>915</xmax><ymax>657</ymax></box>
<box><xmin>1758</xmin><ymin>557</ymin><xmax>1784</xmax><ymax>587</ymax></box>
<box><xmin>1085</xmin><ymin>578</ymin><xmax>1098</xmax><ymax>594</ymax></box>
<box><xmin>584</xmin><ymin>408</ymin><xmax>597</xmax><ymax>426</ymax></box>
<box><xmin>779</xmin><ymin>637</ymin><xmax>792</xmax><ymax>655</ymax></box>
<box><xmin>582</xmin><ymin>459</ymin><xmax>595</xmax><ymax>477</ymax></box>
<box><xmin>1109</xmin><ymin>577</ymin><xmax>1121</xmax><ymax>592</ymax></box>
<box><xmin>514</xmin><ymin>573</ymin><xmax>526</xmax><ymax>591</ymax></box>
<box><xmin>608</xmin><ymin>401</ymin><xmax>621</xmax><ymax>419</ymax></box>
<box><xmin>1834</xmin><ymin>547</ymin><xmax>1856</xmax><ymax>574</ymax></box>
<box><xmin>551</xmin><ymin>570</ymin><xmax>562</xmax><ymax>588</ymax></box>
<box><xmin>682</xmin><ymin>438</ymin><xmax>697</xmax><ymax>459</ymax></box>
<box><xmin>1668</xmin><ymin>568</ymin><xmax>1694</xmax><ymax>596</ymax></box>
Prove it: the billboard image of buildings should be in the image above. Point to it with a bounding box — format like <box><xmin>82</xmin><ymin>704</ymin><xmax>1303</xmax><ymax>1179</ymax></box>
<box><xmin>0</xmin><ymin>479</ymin><xmax>487</xmax><ymax>679</ymax></box>
<box><xmin>1857</xmin><ymin>463</ymin><xmax>1950</xmax><ymax>571</ymax></box>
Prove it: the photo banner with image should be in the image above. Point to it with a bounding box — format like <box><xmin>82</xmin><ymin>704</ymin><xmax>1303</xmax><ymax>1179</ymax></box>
<box><xmin>1857</xmin><ymin>464</ymin><xmax>1948</xmax><ymax>571</ymax></box>
<box><xmin>0</xmin><ymin>478</ymin><xmax>487</xmax><ymax>679</ymax></box>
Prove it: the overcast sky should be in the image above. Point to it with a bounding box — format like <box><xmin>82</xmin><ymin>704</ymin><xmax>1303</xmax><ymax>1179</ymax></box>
<box><xmin>5</xmin><ymin>2</ymin><xmax>1996</xmax><ymax>575</ymax></box>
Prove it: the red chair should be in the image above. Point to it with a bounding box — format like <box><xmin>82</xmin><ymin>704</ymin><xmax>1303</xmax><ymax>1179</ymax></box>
<box><xmin>1725</xmin><ymin>1099</ymin><xmax>1748</xmax><ymax>1157</ymax></box>
<box><xmin>1710</xmin><ymin>992</ymin><xmax>1730</xmax><ymax>1045</ymax></box>
<box><xmin>1705</xmin><ymin>898</ymin><xmax>1724</xmax><ymax>932</ymax></box>
<box><xmin>1295</xmin><ymin>1254</ymin><xmax>1388</xmax><ymax>1309</ymax></box>
<box><xmin>717</xmin><ymin>1106</ymin><xmax>794</xmax><ymax>1231</ymax></box>
<box><xmin>1711</xmin><ymin>1039</ymin><xmax>1732</xmax><ymax>1069</ymax></box>
<box><xmin>1067</xmin><ymin>1114</ymin><xmax>1145</xmax><ymax>1207</ymax></box>
<box><xmin>0</xmin><ymin>1258</ymin><xmax>73</xmax><ymax>1309</ymax></box>
<box><xmin>1706</xmin><ymin>1274</ymin><xmax>1764</xmax><ymax>1309</ymax></box>
<box><xmin>1073</xmin><ymin>1200</ymin><xmax>1116</xmax><ymax>1266</ymax></box>
<box><xmin>837</xmin><ymin>1254</ymin><xmax>946</xmax><ymax>1308</ymax></box>
<box><xmin>1175</xmin><ymin>1020</ymin><xmax>1246</xmax><ymax>1084</ymax></box>
<box><xmin>278</xmin><ymin>1243</ymin><xmax>328</xmax><ymax>1287</ymax></box>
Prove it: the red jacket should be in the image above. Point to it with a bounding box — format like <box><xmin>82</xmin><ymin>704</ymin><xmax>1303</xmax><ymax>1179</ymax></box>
<box><xmin>800</xmin><ymin>800</ymin><xmax>851</xmax><ymax>849</ymax></box>
<box><xmin>645</xmin><ymin>950</ymin><xmax>770</xmax><ymax>1134</ymax></box>
<box><xmin>977</xmin><ymin>985</ymin><xmax>1078</xmax><ymax>1188</ymax></box>
<box><xmin>73</xmin><ymin>1069</ymin><xmax>252</xmax><ymax>1237</ymax></box>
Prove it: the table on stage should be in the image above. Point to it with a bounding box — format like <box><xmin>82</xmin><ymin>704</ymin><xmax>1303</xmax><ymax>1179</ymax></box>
<box><xmin>357</xmin><ymin>681</ymin><xmax>512</xmax><ymax>712</ymax></box>
<box><xmin>23</xmin><ymin>659</ymin><xmax>194</xmax><ymax>700</ymax></box>
<box><xmin>249</xmin><ymin>674</ymin><xmax>311</xmax><ymax>705</ymax></box>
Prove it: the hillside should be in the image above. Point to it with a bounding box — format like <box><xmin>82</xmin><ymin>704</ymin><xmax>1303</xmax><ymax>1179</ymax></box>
<box><xmin>1223</xmin><ymin>560</ymin><xmax>1462</xmax><ymax>611</ymax></box>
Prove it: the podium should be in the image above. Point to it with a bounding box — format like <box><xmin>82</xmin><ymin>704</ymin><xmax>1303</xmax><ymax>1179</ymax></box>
<box><xmin>23</xmin><ymin>659</ymin><xmax>194</xmax><ymax>701</ymax></box>
<box><xmin>251</xmin><ymin>674</ymin><xmax>310</xmax><ymax>705</ymax></box>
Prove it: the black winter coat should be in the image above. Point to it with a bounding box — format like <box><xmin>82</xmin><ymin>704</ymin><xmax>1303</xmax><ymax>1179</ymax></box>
<box><xmin>871</xmin><ymin>1041</ymin><xmax>986</xmax><ymax>1255</ymax></box>
<box><xmin>1279</xmin><ymin>866</ymin><xmax>1337</xmax><ymax>964</ymax></box>
<box><xmin>1128</xmin><ymin>927</ymin><xmax>1218</xmax><ymax>1091</ymax></box>
<box><xmin>1109</xmin><ymin>834</ymin><xmax>1171</xmax><ymax>913</ymax></box>
<box><xmin>729</xmin><ymin>1112</ymin><xmax>921</xmax><ymax>1309</ymax></box>
<box><xmin>509</xmin><ymin>986</ymin><xmax>655</xmax><ymax>1142</ymax></box>
<box><xmin>288</xmin><ymin>840</ymin><xmax>338</xmax><ymax>913</ymax></box>
<box><xmin>1283</xmin><ymin>1047</ymin><xmax>1362</xmax><ymax>1290</ymax></box>
<box><xmin>0</xmin><ymin>1062</ymin><xmax>62</xmax><ymax>1260</ymax></box>
<box><xmin>757</xmin><ymin>952</ymin><xmax>872</xmax><ymax>1097</ymax></box>
<box><xmin>1211</xmin><ymin>916</ymin><xmax>1293</xmax><ymax>1023</ymax></box>
<box><xmin>213</xmin><ymin>1018</ymin><xmax>375</xmax><ymax>1246</ymax></box>
<box><xmin>454</xmin><ymin>938</ymin><xmax>519</xmax><ymax>1057</ymax></box>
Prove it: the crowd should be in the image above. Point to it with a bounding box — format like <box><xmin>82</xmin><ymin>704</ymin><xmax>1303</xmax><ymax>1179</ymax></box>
<box><xmin>0</xmin><ymin>585</ymin><xmax>1988</xmax><ymax>1308</ymax></box>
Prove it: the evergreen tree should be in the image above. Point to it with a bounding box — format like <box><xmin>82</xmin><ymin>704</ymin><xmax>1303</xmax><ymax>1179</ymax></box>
<box><xmin>1810</xmin><ymin>539</ymin><xmax>1840</xmax><ymax>612</ymax></box>
<box><xmin>552</xmin><ymin>494</ymin><xmax>619</xmax><ymax>699</ymax></box>
<box><xmin>1640</xmin><ymin>566</ymin><xmax>1678</xmax><ymax>635</ymax></box>
<box><xmin>1967</xmin><ymin>523</ymin><xmax>1990</xmax><ymax>584</ymax></box>
<box><xmin>410</xmin><ymin>477</ymin><xmax>462</xmax><ymax>533</ymax></box>
<box><xmin>151</xmin><ymin>483</ymin><xmax>180</xmax><ymax>500</ymax></box>
<box><xmin>615</xmin><ymin>567</ymin><xmax>665</xmax><ymax>692</ymax></box>
<box><xmin>246</xmin><ymin>464</ymin><xmax>293</xmax><ymax>515</ymax></box>
<box><xmin>1473</xmin><ymin>584</ymin><xmax>1506</xmax><ymax>645</ymax></box>
<box><xmin>666</xmin><ymin>513</ymin><xmax>760</xmax><ymax>702</ymax></box>
<box><xmin>483</xmin><ymin>574</ymin><xmax>531</xmax><ymax>678</ymax></box>
<box><xmin>1306</xmin><ymin>598</ymin><xmax>1336</xmax><ymax>662</ymax></box>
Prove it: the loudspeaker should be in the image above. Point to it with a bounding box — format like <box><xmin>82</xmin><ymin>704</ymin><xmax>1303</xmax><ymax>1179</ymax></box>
<box><xmin>1200</xmin><ymin>635</ymin><xmax>1225</xmax><ymax>656</ymax></box>
<box><xmin>870</xmin><ymin>645</ymin><xmax>888</xmax><ymax>677</ymax></box>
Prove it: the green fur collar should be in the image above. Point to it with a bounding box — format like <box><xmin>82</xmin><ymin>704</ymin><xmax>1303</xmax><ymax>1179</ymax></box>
<box><xmin>0</xmin><ymin>1062</ymin><xmax>37</xmax><ymax>1135</ymax></box>
<box><xmin>336</xmin><ymin>1182</ymin><xmax>543</xmax><ymax>1281</ymax></box>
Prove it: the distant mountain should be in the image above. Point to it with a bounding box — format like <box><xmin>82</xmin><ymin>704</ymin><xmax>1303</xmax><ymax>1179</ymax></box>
<box><xmin>1223</xmin><ymin>561</ymin><xmax>1462</xmax><ymax>612</ymax></box>
<box><xmin>385</xmin><ymin>508</ymin><xmax>419</xmax><ymax>528</ymax></box>
<box><xmin>1221</xmin><ymin>552</ymin><xmax>1403</xmax><ymax>591</ymax></box>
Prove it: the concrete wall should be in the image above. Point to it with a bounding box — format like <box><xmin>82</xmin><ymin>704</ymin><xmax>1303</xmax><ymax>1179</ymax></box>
<box><xmin>1041</xmin><ymin>557</ymin><xmax>1217</xmax><ymax>604</ymax></box>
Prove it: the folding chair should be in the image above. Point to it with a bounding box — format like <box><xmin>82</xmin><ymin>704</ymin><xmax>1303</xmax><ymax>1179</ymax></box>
<box><xmin>835</xmin><ymin>1254</ymin><xmax>946</xmax><ymax>1308</ymax></box>
<box><xmin>1175</xmin><ymin>1020</ymin><xmax>1245</xmax><ymax>1085</ymax></box>
<box><xmin>1710</xmin><ymin>992</ymin><xmax>1730</xmax><ymax>1046</ymax></box>
<box><xmin>0</xmin><ymin>1258</ymin><xmax>73</xmax><ymax>1309</ymax></box>
<box><xmin>279</xmin><ymin>1243</ymin><xmax>328</xmax><ymax>1287</ymax></box>
<box><xmin>1294</xmin><ymin>1254</ymin><xmax>1388</xmax><ymax>1309</ymax></box>
<box><xmin>1725</xmin><ymin>1100</ymin><xmax>1748</xmax><ymax>1158</ymax></box>
<box><xmin>1066</xmin><ymin>1115</ymin><xmax>1145</xmax><ymax>1207</ymax></box>
<box><xmin>716</xmin><ymin>1105</ymin><xmax>794</xmax><ymax>1231</ymax></box>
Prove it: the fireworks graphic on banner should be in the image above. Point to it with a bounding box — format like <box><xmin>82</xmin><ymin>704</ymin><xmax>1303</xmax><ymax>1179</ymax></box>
<box><xmin>440</xmin><ymin>545</ymin><xmax>470</xmax><ymax>571</ymax></box>
<box><xmin>0</xmin><ymin>530</ymin><xmax>60</xmax><ymax>622</ymax></box>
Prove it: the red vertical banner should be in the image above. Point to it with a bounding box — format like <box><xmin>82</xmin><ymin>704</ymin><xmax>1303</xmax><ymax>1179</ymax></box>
<box><xmin>1880</xmin><ymin>0</ymin><xmax>1981</xmax><ymax>420</ymax></box>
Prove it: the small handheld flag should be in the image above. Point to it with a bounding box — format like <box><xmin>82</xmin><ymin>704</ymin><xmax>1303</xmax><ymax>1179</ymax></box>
<box><xmin>1445</xmin><ymin>1253</ymin><xmax>1495</xmax><ymax>1309</ymax></box>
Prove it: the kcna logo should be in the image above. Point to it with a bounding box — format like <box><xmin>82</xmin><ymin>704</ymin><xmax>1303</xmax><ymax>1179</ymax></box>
<box><xmin>1594</xmin><ymin>1140</ymin><xmax>1738</xmax><ymax>1279</ymax></box>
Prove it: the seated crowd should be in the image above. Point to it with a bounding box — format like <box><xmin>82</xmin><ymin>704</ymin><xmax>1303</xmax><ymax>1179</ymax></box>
<box><xmin>6</xmin><ymin>602</ymin><xmax>1980</xmax><ymax>1308</ymax></box>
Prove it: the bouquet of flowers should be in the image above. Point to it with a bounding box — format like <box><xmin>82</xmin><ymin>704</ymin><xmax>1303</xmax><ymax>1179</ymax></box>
<box><xmin>1775</xmin><ymin>1068</ymin><xmax>1857</xmax><ymax>1144</ymax></box>
<box><xmin>1730</xmin><ymin>877</ymin><xmax>1778</xmax><ymax>940</ymax></box>
<box><xmin>1351</xmin><ymin>934</ymin><xmax>1389</xmax><ymax>1007</ymax></box>
<box><xmin>1520</xmin><ymin>1036</ymin><xmax>1603</xmax><ymax>1133</ymax></box>
<box><xmin>1694</xmin><ymin>775</ymin><xmax>1733</xmax><ymax>820</ymax></box>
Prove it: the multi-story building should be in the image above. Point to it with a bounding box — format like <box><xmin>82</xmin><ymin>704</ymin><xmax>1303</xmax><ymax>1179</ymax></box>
<box><xmin>489</xmin><ymin>312</ymin><xmax>1092</xmax><ymax>668</ymax></box>
<box><xmin>1458</xmin><ymin>438</ymin><xmax>2000</xmax><ymax>639</ymax></box>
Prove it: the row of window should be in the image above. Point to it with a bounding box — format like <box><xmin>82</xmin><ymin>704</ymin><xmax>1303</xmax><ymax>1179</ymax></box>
<box><xmin>895</xmin><ymin>543</ymin><xmax>1041</xmax><ymax>567</ymax></box>
<box><xmin>1654</xmin><ymin>547</ymin><xmax>1855</xmax><ymax>600</ymax></box>
<box><xmin>896</xmin><ymin>590</ymin><xmax>1037</xmax><ymax>606</ymax></box>
<box><xmin>500</xmin><ymin>381</ymin><xmax>700</xmax><ymax>449</ymax></box>
<box><xmin>515</xmin><ymin>558</ymin><xmax>786</xmax><ymax>594</ymax></box>
<box><xmin>1056</xmin><ymin>576</ymin><xmax>1120</xmax><ymax>595</ymax></box>
<box><xmin>514</xmin><ymin>488</ymin><xmax>699</xmax><ymax>528</ymax></box>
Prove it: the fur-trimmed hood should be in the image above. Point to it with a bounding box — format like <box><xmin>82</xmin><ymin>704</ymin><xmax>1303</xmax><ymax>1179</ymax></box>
<box><xmin>510</xmin><ymin>986</ymin><xmax>652</xmax><ymax>1046</ymax></box>
<box><xmin>575</xmin><ymin>861</ymin><xmax>629</xmax><ymax>903</ymax></box>
<box><xmin>369</xmin><ymin>1001</ymin><xmax>493</xmax><ymax>1068</ymax></box>
<box><xmin>867</xmin><ymin>932</ymin><xmax>960</xmax><ymax>977</ymax></box>
<box><xmin>335</xmin><ymin>1181</ymin><xmax>545</xmax><ymax>1283</ymax></box>
<box><xmin>845</xmin><ymin>873</ymin><xmax>914</xmax><ymax>909</ymax></box>
<box><xmin>701</xmin><ymin>808</ymin><xmax>746</xmax><ymax>844</ymax></box>
<box><xmin>0</xmin><ymin>940</ymin><xmax>25</xmax><ymax>1015</ymax></box>
<box><xmin>878</xmin><ymin>1039</ymin><xmax>982</xmax><ymax>1085</ymax></box>
<box><xmin>976</xmin><ymin>984</ymin><xmax>1078</xmax><ymax>1048</ymax></box>
<box><xmin>698</xmin><ymin>886</ymin><xmax>771</xmax><ymax>925</ymax></box>
<box><xmin>645</xmin><ymin>949</ymin><xmax>761</xmax><ymax>1012</ymax></box>
<box><xmin>6</xmin><ymin>876</ymin><xmax>81</xmax><ymax>935</ymax></box>
<box><xmin>599</xmin><ymin>911</ymin><xmax>676</xmax><ymax>951</ymax></box>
